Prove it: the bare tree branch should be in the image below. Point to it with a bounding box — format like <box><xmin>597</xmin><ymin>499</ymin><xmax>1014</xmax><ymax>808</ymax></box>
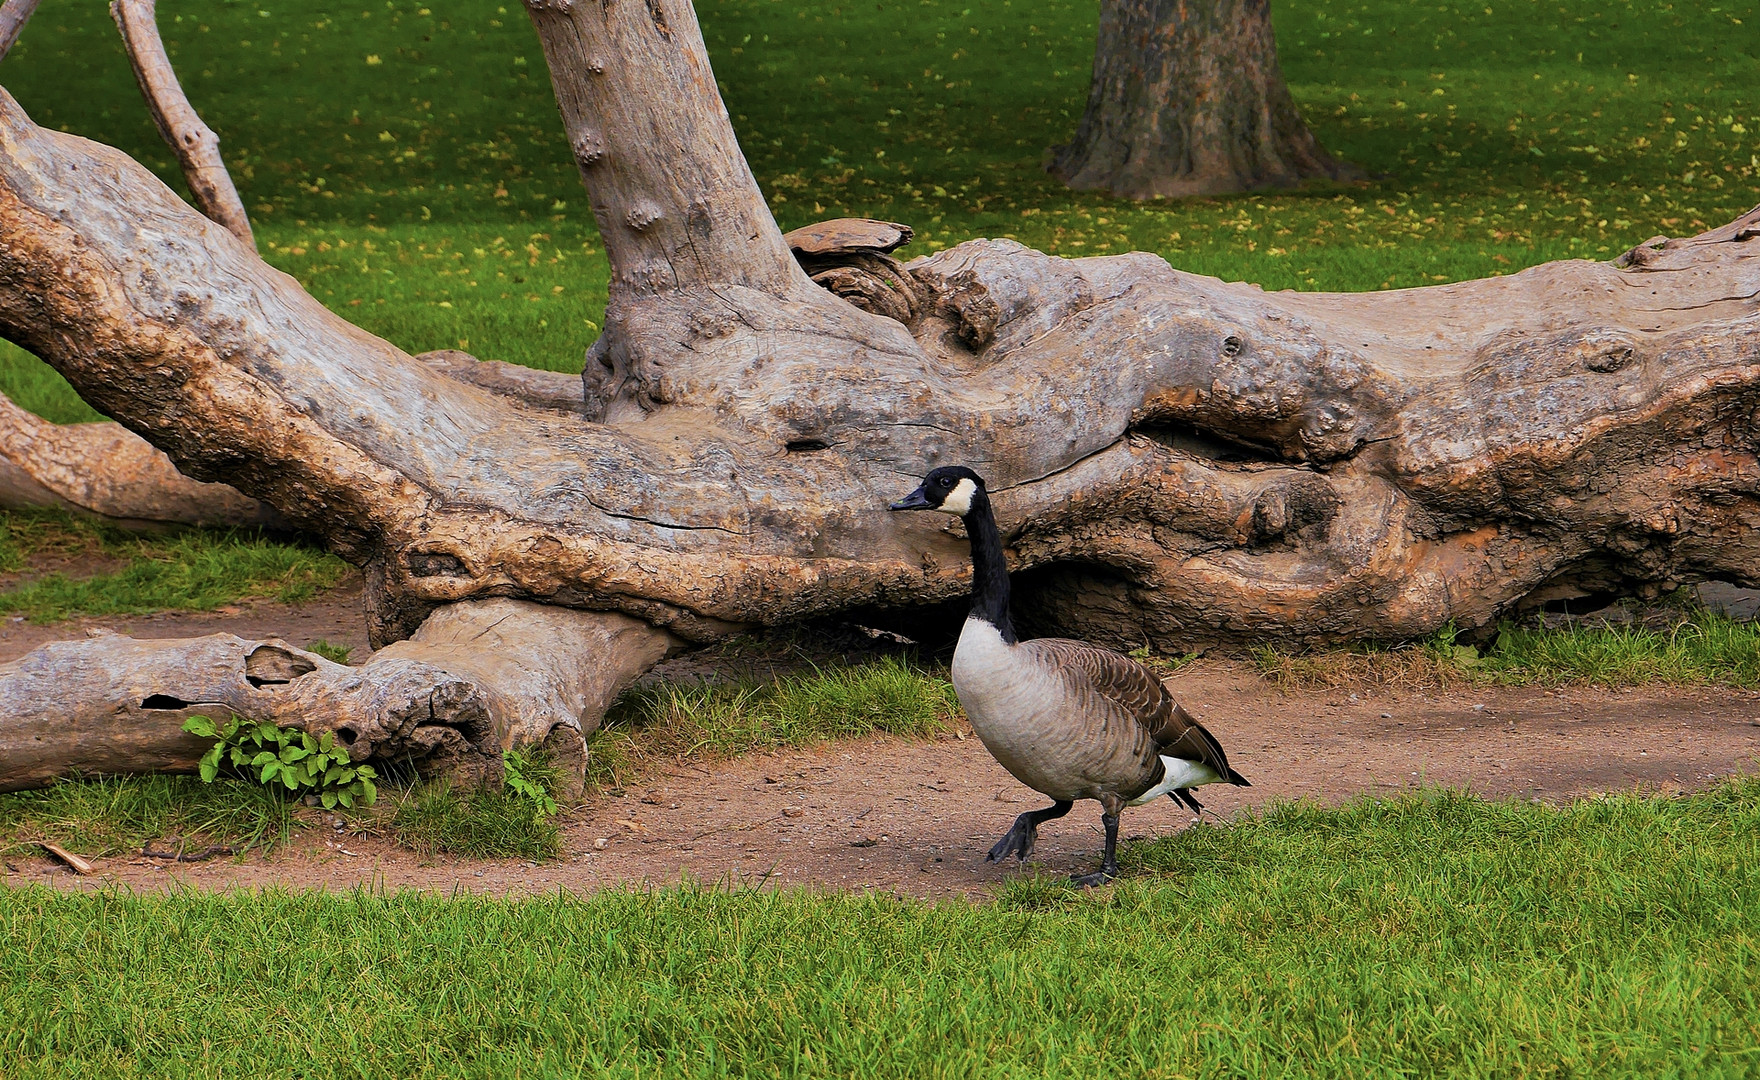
<box><xmin>110</xmin><ymin>0</ymin><xmax>254</xmax><ymax>247</ymax></box>
<box><xmin>0</xmin><ymin>0</ymin><xmax>41</xmax><ymax>62</ymax></box>
<box><xmin>0</xmin><ymin>389</ymin><xmax>279</xmax><ymax>529</ymax></box>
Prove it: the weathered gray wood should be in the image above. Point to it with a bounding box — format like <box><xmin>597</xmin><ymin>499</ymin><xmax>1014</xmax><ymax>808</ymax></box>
<box><xmin>1</xmin><ymin>84</ymin><xmax>1758</xmax><ymax>653</ymax></box>
<box><xmin>1050</xmin><ymin>0</ymin><xmax>1359</xmax><ymax>198</ymax></box>
<box><xmin>0</xmin><ymin>0</ymin><xmax>1755</xmax><ymax>792</ymax></box>
<box><xmin>0</xmin><ymin>389</ymin><xmax>279</xmax><ymax>528</ymax></box>
<box><xmin>0</xmin><ymin>602</ymin><xmax>676</xmax><ymax>793</ymax></box>
<box><xmin>111</xmin><ymin>0</ymin><xmax>255</xmax><ymax>246</ymax></box>
<box><xmin>0</xmin><ymin>0</ymin><xmax>40</xmax><ymax>62</ymax></box>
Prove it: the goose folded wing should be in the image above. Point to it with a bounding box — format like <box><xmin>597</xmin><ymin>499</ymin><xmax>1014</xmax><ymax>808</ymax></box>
<box><xmin>1019</xmin><ymin>639</ymin><xmax>1242</xmax><ymax>783</ymax></box>
<box><xmin>1018</xmin><ymin>637</ymin><xmax>1178</xmax><ymax>733</ymax></box>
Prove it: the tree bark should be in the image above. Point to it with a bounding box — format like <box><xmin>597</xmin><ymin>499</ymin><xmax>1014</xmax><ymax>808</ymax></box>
<box><xmin>111</xmin><ymin>0</ymin><xmax>255</xmax><ymax>246</ymax></box>
<box><xmin>0</xmin><ymin>0</ymin><xmax>40</xmax><ymax>63</ymax></box>
<box><xmin>0</xmin><ymin>0</ymin><xmax>1754</xmax><ymax>791</ymax></box>
<box><xmin>0</xmin><ymin>388</ymin><xmax>280</xmax><ymax>529</ymax></box>
<box><xmin>1050</xmin><ymin>0</ymin><xmax>1359</xmax><ymax>199</ymax></box>
<box><xmin>523</xmin><ymin>0</ymin><xmax>856</xmax><ymax>422</ymax></box>
<box><xmin>0</xmin><ymin>601</ymin><xmax>677</xmax><ymax>794</ymax></box>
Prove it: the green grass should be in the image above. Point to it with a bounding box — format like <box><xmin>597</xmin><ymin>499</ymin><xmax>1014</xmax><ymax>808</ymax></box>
<box><xmin>0</xmin><ymin>775</ymin><xmax>296</xmax><ymax>861</ymax></box>
<box><xmin>1485</xmin><ymin>611</ymin><xmax>1760</xmax><ymax>688</ymax></box>
<box><xmin>0</xmin><ymin>507</ymin><xmax>350</xmax><ymax>623</ymax></box>
<box><xmin>1255</xmin><ymin>609</ymin><xmax>1760</xmax><ymax>691</ymax></box>
<box><xmin>587</xmin><ymin>655</ymin><xmax>960</xmax><ymax>789</ymax></box>
<box><xmin>304</xmin><ymin>638</ymin><xmax>354</xmax><ymax>665</ymax></box>
<box><xmin>2</xmin><ymin>781</ymin><xmax>1758</xmax><ymax>1077</ymax></box>
<box><xmin>388</xmin><ymin>751</ymin><xmax>565</xmax><ymax>860</ymax></box>
<box><xmin>388</xmin><ymin>777</ymin><xmax>563</xmax><ymax>861</ymax></box>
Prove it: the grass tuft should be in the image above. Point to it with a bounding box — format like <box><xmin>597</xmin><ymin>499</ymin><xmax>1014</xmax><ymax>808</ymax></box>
<box><xmin>0</xmin><ymin>775</ymin><xmax>296</xmax><ymax>860</ymax></box>
<box><xmin>387</xmin><ymin>779</ymin><xmax>562</xmax><ymax>861</ymax></box>
<box><xmin>587</xmin><ymin>655</ymin><xmax>960</xmax><ymax>789</ymax></box>
<box><xmin>304</xmin><ymin>639</ymin><xmax>354</xmax><ymax>665</ymax></box>
<box><xmin>0</xmin><ymin>508</ymin><xmax>350</xmax><ymax>622</ymax></box>
<box><xmin>1252</xmin><ymin>625</ymin><xmax>1482</xmax><ymax>691</ymax></box>
<box><xmin>1484</xmin><ymin>610</ymin><xmax>1760</xmax><ymax>688</ymax></box>
<box><xmin>1255</xmin><ymin>610</ymin><xmax>1760</xmax><ymax>691</ymax></box>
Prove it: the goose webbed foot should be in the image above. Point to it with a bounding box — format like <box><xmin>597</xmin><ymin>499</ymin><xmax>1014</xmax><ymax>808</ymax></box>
<box><xmin>986</xmin><ymin>800</ymin><xmax>1072</xmax><ymax>863</ymax></box>
<box><xmin>1070</xmin><ymin>810</ymin><xmax>1121</xmax><ymax>888</ymax></box>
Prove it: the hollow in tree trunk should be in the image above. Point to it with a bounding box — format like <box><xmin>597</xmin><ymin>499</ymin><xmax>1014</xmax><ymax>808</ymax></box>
<box><xmin>1050</xmin><ymin>0</ymin><xmax>1360</xmax><ymax>199</ymax></box>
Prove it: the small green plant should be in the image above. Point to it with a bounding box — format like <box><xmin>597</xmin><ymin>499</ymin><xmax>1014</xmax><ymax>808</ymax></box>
<box><xmin>305</xmin><ymin>639</ymin><xmax>353</xmax><ymax>665</ymax></box>
<box><xmin>183</xmin><ymin>715</ymin><xmax>378</xmax><ymax>809</ymax></box>
<box><xmin>501</xmin><ymin>749</ymin><xmax>558</xmax><ymax>818</ymax></box>
<box><xmin>1418</xmin><ymin>621</ymin><xmax>1483</xmax><ymax>670</ymax></box>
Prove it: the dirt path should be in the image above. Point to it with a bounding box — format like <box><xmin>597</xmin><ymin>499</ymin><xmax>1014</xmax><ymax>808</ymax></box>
<box><xmin>11</xmin><ymin>659</ymin><xmax>1757</xmax><ymax>899</ymax></box>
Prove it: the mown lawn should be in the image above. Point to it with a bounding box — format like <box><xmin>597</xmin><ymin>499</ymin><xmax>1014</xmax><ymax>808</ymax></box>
<box><xmin>3</xmin><ymin>782</ymin><xmax>1758</xmax><ymax>1078</ymax></box>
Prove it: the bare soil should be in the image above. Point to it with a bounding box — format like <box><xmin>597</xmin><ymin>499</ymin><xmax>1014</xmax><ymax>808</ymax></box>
<box><xmin>0</xmin><ymin>573</ymin><xmax>373</xmax><ymax>660</ymax></box>
<box><xmin>8</xmin><ymin>628</ymin><xmax>1757</xmax><ymax>898</ymax></box>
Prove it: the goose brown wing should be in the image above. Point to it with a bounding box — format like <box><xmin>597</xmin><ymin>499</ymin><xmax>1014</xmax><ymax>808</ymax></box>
<box><xmin>1154</xmin><ymin>702</ymin><xmax>1245</xmax><ymax>785</ymax></box>
<box><xmin>1020</xmin><ymin>638</ymin><xmax>1245</xmax><ymax>785</ymax></box>
<box><xmin>1019</xmin><ymin>639</ymin><xmax>1170</xmax><ymax>723</ymax></box>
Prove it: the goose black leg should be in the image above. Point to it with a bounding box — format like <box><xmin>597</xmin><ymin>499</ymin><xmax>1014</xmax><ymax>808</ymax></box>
<box><xmin>1071</xmin><ymin>811</ymin><xmax>1120</xmax><ymax>887</ymax></box>
<box><xmin>986</xmin><ymin>800</ymin><xmax>1072</xmax><ymax>863</ymax></box>
<box><xmin>1170</xmin><ymin>788</ymin><xmax>1204</xmax><ymax>814</ymax></box>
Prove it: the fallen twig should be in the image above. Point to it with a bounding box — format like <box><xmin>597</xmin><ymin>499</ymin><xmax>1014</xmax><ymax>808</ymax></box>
<box><xmin>39</xmin><ymin>841</ymin><xmax>94</xmax><ymax>875</ymax></box>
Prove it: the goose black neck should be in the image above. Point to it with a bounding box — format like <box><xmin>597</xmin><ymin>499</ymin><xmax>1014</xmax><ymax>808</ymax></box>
<box><xmin>962</xmin><ymin>492</ymin><xmax>1017</xmax><ymax>644</ymax></box>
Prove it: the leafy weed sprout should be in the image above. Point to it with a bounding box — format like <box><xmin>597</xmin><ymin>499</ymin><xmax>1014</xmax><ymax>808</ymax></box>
<box><xmin>183</xmin><ymin>715</ymin><xmax>379</xmax><ymax>810</ymax></box>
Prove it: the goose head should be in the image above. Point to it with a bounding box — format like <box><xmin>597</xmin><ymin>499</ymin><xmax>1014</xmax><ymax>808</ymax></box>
<box><xmin>889</xmin><ymin>466</ymin><xmax>988</xmax><ymax>517</ymax></box>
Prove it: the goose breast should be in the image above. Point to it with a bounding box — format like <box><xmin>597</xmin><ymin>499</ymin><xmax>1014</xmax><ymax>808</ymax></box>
<box><xmin>951</xmin><ymin>619</ymin><xmax>1163</xmax><ymax>801</ymax></box>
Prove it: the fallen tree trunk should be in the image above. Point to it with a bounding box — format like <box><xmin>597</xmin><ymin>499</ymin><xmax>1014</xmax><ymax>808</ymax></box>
<box><xmin>0</xmin><ymin>601</ymin><xmax>676</xmax><ymax>794</ymax></box>
<box><xmin>4</xmin><ymin>100</ymin><xmax>1753</xmax><ymax>647</ymax></box>
<box><xmin>0</xmin><ymin>0</ymin><xmax>1755</xmax><ymax>792</ymax></box>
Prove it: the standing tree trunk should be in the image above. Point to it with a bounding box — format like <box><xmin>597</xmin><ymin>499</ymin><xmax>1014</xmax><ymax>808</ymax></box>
<box><xmin>1050</xmin><ymin>0</ymin><xmax>1359</xmax><ymax>199</ymax></box>
<box><xmin>0</xmin><ymin>0</ymin><xmax>1753</xmax><ymax>792</ymax></box>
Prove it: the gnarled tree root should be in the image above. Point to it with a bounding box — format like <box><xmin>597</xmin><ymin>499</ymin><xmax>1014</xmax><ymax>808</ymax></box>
<box><xmin>0</xmin><ymin>600</ymin><xmax>678</xmax><ymax>794</ymax></box>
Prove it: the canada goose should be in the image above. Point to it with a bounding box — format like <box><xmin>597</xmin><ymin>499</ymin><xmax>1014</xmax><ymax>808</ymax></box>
<box><xmin>889</xmin><ymin>465</ymin><xmax>1250</xmax><ymax>886</ymax></box>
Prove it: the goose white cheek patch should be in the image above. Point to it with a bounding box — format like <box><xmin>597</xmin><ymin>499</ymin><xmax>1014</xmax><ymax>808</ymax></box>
<box><xmin>941</xmin><ymin>477</ymin><xmax>978</xmax><ymax>515</ymax></box>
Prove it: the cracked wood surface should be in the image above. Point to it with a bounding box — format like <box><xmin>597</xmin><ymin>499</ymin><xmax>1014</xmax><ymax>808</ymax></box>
<box><xmin>0</xmin><ymin>600</ymin><xmax>676</xmax><ymax>793</ymax></box>
<box><xmin>0</xmin><ymin>81</ymin><xmax>1756</xmax><ymax>653</ymax></box>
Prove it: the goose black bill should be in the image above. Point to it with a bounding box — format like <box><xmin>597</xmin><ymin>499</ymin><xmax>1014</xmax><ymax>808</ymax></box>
<box><xmin>888</xmin><ymin>488</ymin><xmax>933</xmax><ymax>511</ymax></box>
